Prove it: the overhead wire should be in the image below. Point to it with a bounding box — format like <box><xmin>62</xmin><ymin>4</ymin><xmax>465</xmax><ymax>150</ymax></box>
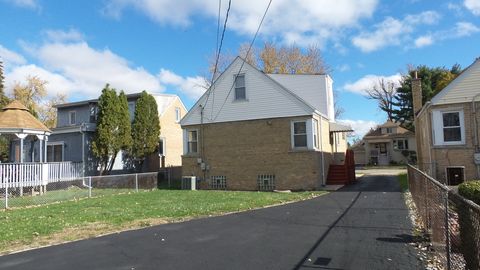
<box><xmin>212</xmin><ymin>0</ymin><xmax>273</xmax><ymax>121</ymax></box>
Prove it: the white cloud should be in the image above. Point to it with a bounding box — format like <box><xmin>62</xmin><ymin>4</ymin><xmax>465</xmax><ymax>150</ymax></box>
<box><xmin>465</xmin><ymin>0</ymin><xmax>480</xmax><ymax>15</ymax></box>
<box><xmin>336</xmin><ymin>64</ymin><xmax>350</xmax><ymax>72</ymax></box>
<box><xmin>0</xmin><ymin>45</ymin><xmax>26</xmax><ymax>67</ymax></box>
<box><xmin>414</xmin><ymin>35</ymin><xmax>434</xmax><ymax>48</ymax></box>
<box><xmin>43</xmin><ymin>29</ymin><xmax>85</xmax><ymax>43</ymax></box>
<box><xmin>343</xmin><ymin>74</ymin><xmax>401</xmax><ymax>96</ymax></box>
<box><xmin>5</xmin><ymin>64</ymin><xmax>76</xmax><ymax>97</ymax></box>
<box><xmin>352</xmin><ymin>11</ymin><xmax>440</xmax><ymax>52</ymax></box>
<box><xmin>4</xmin><ymin>0</ymin><xmax>39</xmax><ymax>9</ymax></box>
<box><xmin>338</xmin><ymin>119</ymin><xmax>378</xmax><ymax>138</ymax></box>
<box><xmin>158</xmin><ymin>69</ymin><xmax>207</xmax><ymax>100</ymax></box>
<box><xmin>104</xmin><ymin>0</ymin><xmax>379</xmax><ymax>46</ymax></box>
<box><xmin>454</xmin><ymin>21</ymin><xmax>480</xmax><ymax>36</ymax></box>
<box><xmin>411</xmin><ymin>21</ymin><xmax>480</xmax><ymax>49</ymax></box>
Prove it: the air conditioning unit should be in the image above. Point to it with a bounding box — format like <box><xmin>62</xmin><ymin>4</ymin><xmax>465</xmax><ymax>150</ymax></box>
<box><xmin>182</xmin><ymin>176</ymin><xmax>197</xmax><ymax>190</ymax></box>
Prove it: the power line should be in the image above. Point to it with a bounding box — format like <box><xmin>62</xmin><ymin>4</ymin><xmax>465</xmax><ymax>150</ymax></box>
<box><xmin>212</xmin><ymin>0</ymin><xmax>273</xmax><ymax>121</ymax></box>
<box><xmin>201</xmin><ymin>0</ymin><xmax>231</xmax><ymax>119</ymax></box>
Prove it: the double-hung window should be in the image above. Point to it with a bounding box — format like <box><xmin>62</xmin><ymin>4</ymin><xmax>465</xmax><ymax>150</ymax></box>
<box><xmin>433</xmin><ymin>109</ymin><xmax>465</xmax><ymax>145</ymax></box>
<box><xmin>293</xmin><ymin>121</ymin><xmax>307</xmax><ymax>148</ymax></box>
<box><xmin>187</xmin><ymin>130</ymin><xmax>198</xmax><ymax>154</ymax></box>
<box><xmin>395</xmin><ymin>138</ymin><xmax>409</xmax><ymax>150</ymax></box>
<box><xmin>234</xmin><ymin>74</ymin><xmax>246</xmax><ymax>100</ymax></box>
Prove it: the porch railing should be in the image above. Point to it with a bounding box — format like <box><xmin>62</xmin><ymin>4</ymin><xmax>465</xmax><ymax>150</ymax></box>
<box><xmin>0</xmin><ymin>162</ymin><xmax>83</xmax><ymax>188</ymax></box>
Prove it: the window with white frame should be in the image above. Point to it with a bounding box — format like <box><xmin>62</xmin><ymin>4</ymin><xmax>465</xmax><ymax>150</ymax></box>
<box><xmin>433</xmin><ymin>109</ymin><xmax>465</xmax><ymax>145</ymax></box>
<box><xmin>394</xmin><ymin>138</ymin><xmax>409</xmax><ymax>150</ymax></box>
<box><xmin>175</xmin><ymin>107</ymin><xmax>181</xmax><ymax>123</ymax></box>
<box><xmin>313</xmin><ymin>119</ymin><xmax>319</xmax><ymax>149</ymax></box>
<box><xmin>158</xmin><ymin>138</ymin><xmax>166</xmax><ymax>156</ymax></box>
<box><xmin>69</xmin><ymin>111</ymin><xmax>76</xmax><ymax>125</ymax></box>
<box><xmin>293</xmin><ymin>121</ymin><xmax>307</xmax><ymax>148</ymax></box>
<box><xmin>234</xmin><ymin>74</ymin><xmax>246</xmax><ymax>100</ymax></box>
<box><xmin>187</xmin><ymin>130</ymin><xmax>198</xmax><ymax>154</ymax></box>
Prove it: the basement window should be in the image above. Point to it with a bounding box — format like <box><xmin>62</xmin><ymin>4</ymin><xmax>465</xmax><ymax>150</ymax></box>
<box><xmin>257</xmin><ymin>174</ymin><xmax>275</xmax><ymax>191</ymax></box>
<box><xmin>210</xmin><ymin>176</ymin><xmax>226</xmax><ymax>190</ymax></box>
<box><xmin>446</xmin><ymin>167</ymin><xmax>464</xmax><ymax>186</ymax></box>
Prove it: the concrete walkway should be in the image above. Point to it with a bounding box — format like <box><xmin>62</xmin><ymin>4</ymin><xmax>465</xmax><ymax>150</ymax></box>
<box><xmin>0</xmin><ymin>172</ymin><xmax>421</xmax><ymax>270</ymax></box>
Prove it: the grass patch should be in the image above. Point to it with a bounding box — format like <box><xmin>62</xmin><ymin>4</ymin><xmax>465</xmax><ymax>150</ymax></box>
<box><xmin>0</xmin><ymin>189</ymin><xmax>323</xmax><ymax>254</ymax></box>
<box><xmin>1</xmin><ymin>187</ymin><xmax>133</xmax><ymax>208</ymax></box>
<box><xmin>398</xmin><ymin>173</ymin><xmax>408</xmax><ymax>192</ymax></box>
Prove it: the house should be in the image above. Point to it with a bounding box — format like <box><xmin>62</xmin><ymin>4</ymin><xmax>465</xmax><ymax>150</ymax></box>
<box><xmin>48</xmin><ymin>92</ymin><xmax>187</xmax><ymax>175</ymax></box>
<box><xmin>414</xmin><ymin>57</ymin><xmax>480</xmax><ymax>185</ymax></box>
<box><xmin>352</xmin><ymin>120</ymin><xmax>417</xmax><ymax>166</ymax></box>
<box><xmin>180</xmin><ymin>57</ymin><xmax>352</xmax><ymax>191</ymax></box>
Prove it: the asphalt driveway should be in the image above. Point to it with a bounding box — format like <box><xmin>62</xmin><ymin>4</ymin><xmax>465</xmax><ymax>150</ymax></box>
<box><xmin>0</xmin><ymin>173</ymin><xmax>422</xmax><ymax>270</ymax></box>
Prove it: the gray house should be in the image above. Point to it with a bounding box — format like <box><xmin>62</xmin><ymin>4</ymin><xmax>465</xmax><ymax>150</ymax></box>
<box><xmin>48</xmin><ymin>92</ymin><xmax>187</xmax><ymax>175</ymax></box>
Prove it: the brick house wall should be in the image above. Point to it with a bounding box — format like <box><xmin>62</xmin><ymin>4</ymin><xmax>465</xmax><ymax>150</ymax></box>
<box><xmin>417</xmin><ymin>102</ymin><xmax>480</xmax><ymax>182</ymax></box>
<box><xmin>182</xmin><ymin>116</ymin><xmax>334</xmax><ymax>191</ymax></box>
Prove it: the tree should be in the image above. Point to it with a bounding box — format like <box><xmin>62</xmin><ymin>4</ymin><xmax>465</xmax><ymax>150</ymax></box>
<box><xmin>391</xmin><ymin>65</ymin><xmax>461</xmax><ymax>130</ymax></box>
<box><xmin>12</xmin><ymin>75</ymin><xmax>47</xmax><ymax>118</ymax></box>
<box><xmin>130</xmin><ymin>91</ymin><xmax>160</xmax><ymax>171</ymax></box>
<box><xmin>38</xmin><ymin>93</ymin><xmax>67</xmax><ymax>128</ymax></box>
<box><xmin>365</xmin><ymin>79</ymin><xmax>397</xmax><ymax>121</ymax></box>
<box><xmin>92</xmin><ymin>85</ymin><xmax>132</xmax><ymax>175</ymax></box>
<box><xmin>0</xmin><ymin>60</ymin><xmax>9</xmax><ymax>108</ymax></box>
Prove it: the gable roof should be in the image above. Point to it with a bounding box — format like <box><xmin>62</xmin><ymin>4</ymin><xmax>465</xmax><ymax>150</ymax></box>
<box><xmin>431</xmin><ymin>58</ymin><xmax>480</xmax><ymax>105</ymax></box>
<box><xmin>180</xmin><ymin>57</ymin><xmax>324</xmax><ymax>126</ymax></box>
<box><xmin>363</xmin><ymin>120</ymin><xmax>413</xmax><ymax>139</ymax></box>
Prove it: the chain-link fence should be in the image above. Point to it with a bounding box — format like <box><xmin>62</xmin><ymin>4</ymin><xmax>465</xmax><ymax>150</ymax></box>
<box><xmin>1</xmin><ymin>172</ymin><xmax>159</xmax><ymax>209</ymax></box>
<box><xmin>408</xmin><ymin>164</ymin><xmax>480</xmax><ymax>270</ymax></box>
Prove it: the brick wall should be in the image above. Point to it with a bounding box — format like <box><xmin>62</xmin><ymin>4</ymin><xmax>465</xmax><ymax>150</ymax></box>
<box><xmin>182</xmin><ymin>116</ymin><xmax>332</xmax><ymax>191</ymax></box>
<box><xmin>417</xmin><ymin>102</ymin><xmax>480</xmax><ymax>182</ymax></box>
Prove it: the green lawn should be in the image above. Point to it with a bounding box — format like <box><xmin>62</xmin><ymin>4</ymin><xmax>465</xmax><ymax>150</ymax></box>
<box><xmin>1</xmin><ymin>187</ymin><xmax>133</xmax><ymax>208</ymax></box>
<box><xmin>0</xmin><ymin>189</ymin><xmax>323</xmax><ymax>254</ymax></box>
<box><xmin>398</xmin><ymin>173</ymin><xmax>408</xmax><ymax>192</ymax></box>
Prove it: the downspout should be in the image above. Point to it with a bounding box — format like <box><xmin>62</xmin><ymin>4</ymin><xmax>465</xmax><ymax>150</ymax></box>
<box><xmin>200</xmin><ymin>105</ymin><xmax>206</xmax><ymax>181</ymax></box>
<box><xmin>319</xmin><ymin>117</ymin><xmax>326</xmax><ymax>187</ymax></box>
<box><xmin>472</xmin><ymin>94</ymin><xmax>480</xmax><ymax>178</ymax></box>
<box><xmin>79</xmin><ymin>123</ymin><xmax>85</xmax><ymax>177</ymax></box>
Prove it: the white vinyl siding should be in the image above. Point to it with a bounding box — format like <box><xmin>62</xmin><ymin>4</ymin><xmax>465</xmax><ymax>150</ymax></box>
<box><xmin>181</xmin><ymin>58</ymin><xmax>314</xmax><ymax>126</ymax></box>
<box><xmin>432</xmin><ymin>109</ymin><xmax>465</xmax><ymax>146</ymax></box>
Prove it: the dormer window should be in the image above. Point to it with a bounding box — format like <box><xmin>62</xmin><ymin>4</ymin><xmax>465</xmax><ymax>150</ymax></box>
<box><xmin>234</xmin><ymin>74</ymin><xmax>246</xmax><ymax>100</ymax></box>
<box><xmin>386</xmin><ymin>127</ymin><xmax>393</xmax><ymax>134</ymax></box>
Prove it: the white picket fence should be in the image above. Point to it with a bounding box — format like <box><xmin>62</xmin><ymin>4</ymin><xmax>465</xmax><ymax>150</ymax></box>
<box><xmin>0</xmin><ymin>162</ymin><xmax>83</xmax><ymax>189</ymax></box>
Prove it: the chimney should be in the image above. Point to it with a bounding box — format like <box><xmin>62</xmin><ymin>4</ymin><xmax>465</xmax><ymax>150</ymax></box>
<box><xmin>412</xmin><ymin>71</ymin><xmax>422</xmax><ymax>116</ymax></box>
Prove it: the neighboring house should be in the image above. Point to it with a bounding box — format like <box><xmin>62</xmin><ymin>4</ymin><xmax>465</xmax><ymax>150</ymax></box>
<box><xmin>180</xmin><ymin>57</ymin><xmax>352</xmax><ymax>191</ymax></box>
<box><xmin>414</xmin><ymin>58</ymin><xmax>480</xmax><ymax>185</ymax></box>
<box><xmin>48</xmin><ymin>93</ymin><xmax>187</xmax><ymax>175</ymax></box>
<box><xmin>352</xmin><ymin>120</ymin><xmax>417</xmax><ymax>166</ymax></box>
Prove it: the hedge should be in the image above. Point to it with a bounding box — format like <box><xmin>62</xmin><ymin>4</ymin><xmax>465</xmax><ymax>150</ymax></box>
<box><xmin>458</xmin><ymin>180</ymin><xmax>480</xmax><ymax>205</ymax></box>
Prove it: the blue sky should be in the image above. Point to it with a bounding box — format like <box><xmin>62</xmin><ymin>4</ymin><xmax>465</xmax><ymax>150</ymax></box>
<box><xmin>0</xmin><ymin>0</ymin><xmax>479</xmax><ymax>137</ymax></box>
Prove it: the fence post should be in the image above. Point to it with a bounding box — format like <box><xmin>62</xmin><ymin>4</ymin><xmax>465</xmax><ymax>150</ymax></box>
<box><xmin>444</xmin><ymin>191</ymin><xmax>451</xmax><ymax>270</ymax></box>
<box><xmin>88</xmin><ymin>177</ymin><xmax>92</xmax><ymax>198</ymax></box>
<box><xmin>135</xmin><ymin>174</ymin><xmax>138</xmax><ymax>193</ymax></box>
<box><xmin>5</xmin><ymin>180</ymin><xmax>8</xmax><ymax>209</ymax></box>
